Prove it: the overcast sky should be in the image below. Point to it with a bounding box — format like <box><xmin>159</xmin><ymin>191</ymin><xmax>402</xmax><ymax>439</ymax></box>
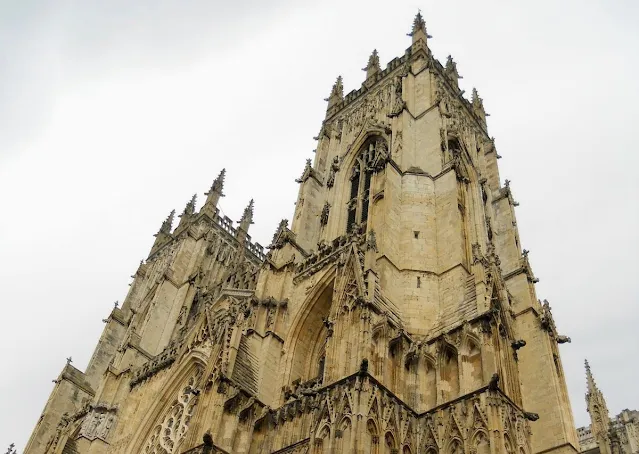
<box><xmin>1</xmin><ymin>0</ymin><xmax>638</xmax><ymax>451</ymax></box>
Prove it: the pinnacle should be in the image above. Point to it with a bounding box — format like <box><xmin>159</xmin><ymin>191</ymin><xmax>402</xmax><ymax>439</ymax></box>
<box><xmin>363</xmin><ymin>49</ymin><xmax>381</xmax><ymax>74</ymax></box>
<box><xmin>332</xmin><ymin>75</ymin><xmax>344</xmax><ymax>97</ymax></box>
<box><xmin>446</xmin><ymin>55</ymin><xmax>456</xmax><ymax>71</ymax></box>
<box><xmin>241</xmin><ymin>199</ymin><xmax>255</xmax><ymax>225</ymax></box>
<box><xmin>160</xmin><ymin>209</ymin><xmax>175</xmax><ymax>234</ymax></box>
<box><xmin>585</xmin><ymin>359</ymin><xmax>598</xmax><ymax>392</ymax></box>
<box><xmin>408</xmin><ymin>11</ymin><xmax>431</xmax><ymax>42</ymax></box>
<box><xmin>209</xmin><ymin>168</ymin><xmax>226</xmax><ymax>195</ymax></box>
<box><xmin>409</xmin><ymin>11</ymin><xmax>427</xmax><ymax>36</ymax></box>
<box><xmin>472</xmin><ymin>87</ymin><xmax>484</xmax><ymax>109</ymax></box>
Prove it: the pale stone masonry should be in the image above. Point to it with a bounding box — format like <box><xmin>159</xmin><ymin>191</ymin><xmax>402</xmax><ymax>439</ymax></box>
<box><xmin>24</xmin><ymin>13</ymin><xmax>580</xmax><ymax>454</ymax></box>
<box><xmin>578</xmin><ymin>361</ymin><xmax>639</xmax><ymax>454</ymax></box>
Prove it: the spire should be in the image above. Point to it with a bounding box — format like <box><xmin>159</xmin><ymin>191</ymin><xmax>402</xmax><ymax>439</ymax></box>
<box><xmin>202</xmin><ymin>168</ymin><xmax>226</xmax><ymax>216</ymax></box>
<box><xmin>325</xmin><ymin>75</ymin><xmax>344</xmax><ymax>111</ymax></box>
<box><xmin>445</xmin><ymin>55</ymin><xmax>461</xmax><ymax>87</ymax></box>
<box><xmin>408</xmin><ymin>11</ymin><xmax>431</xmax><ymax>44</ymax></box>
<box><xmin>159</xmin><ymin>210</ymin><xmax>175</xmax><ymax>235</ymax></box>
<box><xmin>178</xmin><ymin>194</ymin><xmax>197</xmax><ymax>227</ymax></box>
<box><xmin>185</xmin><ymin>194</ymin><xmax>197</xmax><ymax>215</ymax></box>
<box><xmin>585</xmin><ymin>359</ymin><xmax>598</xmax><ymax>395</ymax></box>
<box><xmin>363</xmin><ymin>49</ymin><xmax>381</xmax><ymax>80</ymax></box>
<box><xmin>237</xmin><ymin>199</ymin><xmax>254</xmax><ymax>234</ymax></box>
<box><xmin>585</xmin><ymin>360</ymin><xmax>613</xmax><ymax>454</ymax></box>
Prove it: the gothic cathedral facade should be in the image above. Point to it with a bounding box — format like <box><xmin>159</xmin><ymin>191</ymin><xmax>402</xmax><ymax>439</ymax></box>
<box><xmin>25</xmin><ymin>14</ymin><xmax>580</xmax><ymax>454</ymax></box>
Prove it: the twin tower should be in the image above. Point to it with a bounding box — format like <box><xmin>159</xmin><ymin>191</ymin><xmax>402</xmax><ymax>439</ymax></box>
<box><xmin>25</xmin><ymin>13</ymin><xmax>580</xmax><ymax>454</ymax></box>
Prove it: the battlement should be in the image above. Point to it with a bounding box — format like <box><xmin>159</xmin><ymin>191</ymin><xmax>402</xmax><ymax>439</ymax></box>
<box><xmin>326</xmin><ymin>52</ymin><xmax>410</xmax><ymax>120</ymax></box>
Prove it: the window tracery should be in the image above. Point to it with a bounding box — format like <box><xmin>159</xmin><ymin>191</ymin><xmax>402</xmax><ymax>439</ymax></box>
<box><xmin>142</xmin><ymin>368</ymin><xmax>203</xmax><ymax>454</ymax></box>
<box><xmin>347</xmin><ymin>137</ymin><xmax>389</xmax><ymax>233</ymax></box>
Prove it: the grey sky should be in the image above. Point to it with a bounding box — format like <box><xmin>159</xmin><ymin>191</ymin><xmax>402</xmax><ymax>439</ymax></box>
<box><xmin>1</xmin><ymin>0</ymin><xmax>638</xmax><ymax>450</ymax></box>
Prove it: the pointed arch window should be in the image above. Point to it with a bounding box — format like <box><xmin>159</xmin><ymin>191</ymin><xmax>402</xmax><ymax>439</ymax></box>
<box><xmin>347</xmin><ymin>137</ymin><xmax>389</xmax><ymax>233</ymax></box>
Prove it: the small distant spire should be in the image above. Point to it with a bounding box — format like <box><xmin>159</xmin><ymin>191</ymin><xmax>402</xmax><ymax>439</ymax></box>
<box><xmin>159</xmin><ymin>210</ymin><xmax>175</xmax><ymax>234</ymax></box>
<box><xmin>363</xmin><ymin>49</ymin><xmax>381</xmax><ymax>79</ymax></box>
<box><xmin>408</xmin><ymin>11</ymin><xmax>431</xmax><ymax>44</ymax></box>
<box><xmin>325</xmin><ymin>75</ymin><xmax>344</xmax><ymax>110</ymax></box>
<box><xmin>585</xmin><ymin>359</ymin><xmax>597</xmax><ymax>393</ymax></box>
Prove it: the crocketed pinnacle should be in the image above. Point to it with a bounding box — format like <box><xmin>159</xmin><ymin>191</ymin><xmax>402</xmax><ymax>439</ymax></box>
<box><xmin>363</xmin><ymin>49</ymin><xmax>381</xmax><ymax>79</ymax></box>
<box><xmin>408</xmin><ymin>11</ymin><xmax>431</xmax><ymax>44</ymax></box>
<box><xmin>326</xmin><ymin>75</ymin><xmax>344</xmax><ymax>110</ymax></box>
<box><xmin>472</xmin><ymin>88</ymin><xmax>483</xmax><ymax>108</ymax></box>
<box><xmin>446</xmin><ymin>55</ymin><xmax>458</xmax><ymax>75</ymax></box>
<box><xmin>183</xmin><ymin>194</ymin><xmax>197</xmax><ymax>216</ymax></box>
<box><xmin>585</xmin><ymin>359</ymin><xmax>598</xmax><ymax>394</ymax></box>
<box><xmin>331</xmin><ymin>76</ymin><xmax>343</xmax><ymax>99</ymax></box>
<box><xmin>159</xmin><ymin>210</ymin><xmax>175</xmax><ymax>234</ymax></box>
<box><xmin>239</xmin><ymin>199</ymin><xmax>255</xmax><ymax>230</ymax></box>
<box><xmin>210</xmin><ymin>168</ymin><xmax>225</xmax><ymax>195</ymax></box>
<box><xmin>203</xmin><ymin>169</ymin><xmax>226</xmax><ymax>213</ymax></box>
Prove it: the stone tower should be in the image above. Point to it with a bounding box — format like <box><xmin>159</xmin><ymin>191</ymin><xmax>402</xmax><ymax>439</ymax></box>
<box><xmin>24</xmin><ymin>13</ymin><xmax>580</xmax><ymax>454</ymax></box>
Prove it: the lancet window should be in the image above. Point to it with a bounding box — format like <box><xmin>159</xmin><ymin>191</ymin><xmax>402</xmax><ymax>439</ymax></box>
<box><xmin>346</xmin><ymin>137</ymin><xmax>388</xmax><ymax>233</ymax></box>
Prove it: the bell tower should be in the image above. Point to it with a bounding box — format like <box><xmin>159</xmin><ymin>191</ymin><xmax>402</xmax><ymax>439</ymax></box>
<box><xmin>24</xmin><ymin>13</ymin><xmax>580</xmax><ymax>454</ymax></box>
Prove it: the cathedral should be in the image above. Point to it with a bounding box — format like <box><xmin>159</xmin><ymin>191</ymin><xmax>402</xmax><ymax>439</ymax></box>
<box><xmin>24</xmin><ymin>13</ymin><xmax>581</xmax><ymax>454</ymax></box>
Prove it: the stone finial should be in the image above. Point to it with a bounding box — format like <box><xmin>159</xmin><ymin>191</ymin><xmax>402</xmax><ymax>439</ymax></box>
<box><xmin>66</xmin><ymin>356</ymin><xmax>73</xmax><ymax>365</ymax></box>
<box><xmin>408</xmin><ymin>11</ymin><xmax>431</xmax><ymax>44</ymax></box>
<box><xmin>585</xmin><ymin>359</ymin><xmax>598</xmax><ymax>393</ymax></box>
<box><xmin>159</xmin><ymin>210</ymin><xmax>175</xmax><ymax>235</ymax></box>
<box><xmin>472</xmin><ymin>88</ymin><xmax>483</xmax><ymax>109</ymax></box>
<box><xmin>326</xmin><ymin>75</ymin><xmax>344</xmax><ymax>110</ymax></box>
<box><xmin>445</xmin><ymin>55</ymin><xmax>461</xmax><ymax>87</ymax></box>
<box><xmin>6</xmin><ymin>443</ymin><xmax>16</xmax><ymax>454</ymax></box>
<box><xmin>270</xmin><ymin>219</ymin><xmax>289</xmax><ymax>247</ymax></box>
<box><xmin>363</xmin><ymin>49</ymin><xmax>381</xmax><ymax>79</ymax></box>
<box><xmin>179</xmin><ymin>194</ymin><xmax>197</xmax><ymax>226</ymax></box>
<box><xmin>472</xmin><ymin>88</ymin><xmax>487</xmax><ymax>123</ymax></box>
<box><xmin>203</xmin><ymin>169</ymin><xmax>226</xmax><ymax>213</ymax></box>
<box><xmin>185</xmin><ymin>194</ymin><xmax>197</xmax><ymax>215</ymax></box>
<box><xmin>238</xmin><ymin>199</ymin><xmax>254</xmax><ymax>234</ymax></box>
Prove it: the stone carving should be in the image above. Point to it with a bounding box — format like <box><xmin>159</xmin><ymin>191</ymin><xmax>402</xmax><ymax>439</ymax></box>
<box><xmin>80</xmin><ymin>406</ymin><xmax>117</xmax><ymax>441</ymax></box>
<box><xmin>142</xmin><ymin>368</ymin><xmax>203</xmax><ymax>454</ymax></box>
<box><xmin>326</xmin><ymin>156</ymin><xmax>340</xmax><ymax>188</ymax></box>
<box><xmin>389</xmin><ymin>76</ymin><xmax>406</xmax><ymax>117</ymax></box>
<box><xmin>320</xmin><ymin>202</ymin><xmax>331</xmax><ymax>227</ymax></box>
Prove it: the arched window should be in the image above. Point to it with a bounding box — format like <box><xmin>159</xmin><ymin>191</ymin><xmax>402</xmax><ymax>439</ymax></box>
<box><xmin>347</xmin><ymin>137</ymin><xmax>389</xmax><ymax>233</ymax></box>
